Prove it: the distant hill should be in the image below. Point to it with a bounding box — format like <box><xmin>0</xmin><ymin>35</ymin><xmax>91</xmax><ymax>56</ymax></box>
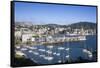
<box><xmin>67</xmin><ymin>22</ymin><xmax>96</xmax><ymax>30</ymax></box>
<box><xmin>15</xmin><ymin>22</ymin><xmax>97</xmax><ymax>30</ymax></box>
<box><xmin>44</xmin><ymin>22</ymin><xmax>96</xmax><ymax>30</ymax></box>
<box><xmin>15</xmin><ymin>22</ymin><xmax>33</xmax><ymax>26</ymax></box>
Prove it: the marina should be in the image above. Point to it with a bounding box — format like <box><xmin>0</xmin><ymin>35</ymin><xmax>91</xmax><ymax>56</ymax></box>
<box><xmin>15</xmin><ymin>35</ymin><xmax>97</xmax><ymax>64</ymax></box>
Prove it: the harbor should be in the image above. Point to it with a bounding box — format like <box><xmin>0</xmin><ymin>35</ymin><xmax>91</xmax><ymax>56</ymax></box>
<box><xmin>15</xmin><ymin>35</ymin><xmax>97</xmax><ymax>64</ymax></box>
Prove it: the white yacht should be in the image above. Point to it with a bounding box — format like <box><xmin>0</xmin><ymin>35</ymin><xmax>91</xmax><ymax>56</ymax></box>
<box><xmin>46</xmin><ymin>50</ymin><xmax>52</xmax><ymax>54</ymax></box>
<box><xmin>58</xmin><ymin>60</ymin><xmax>62</xmax><ymax>63</ymax></box>
<box><xmin>28</xmin><ymin>50</ymin><xmax>33</xmax><ymax>53</ymax></box>
<box><xmin>56</xmin><ymin>53</ymin><xmax>60</xmax><ymax>56</ymax></box>
<box><xmin>65</xmin><ymin>48</ymin><xmax>70</xmax><ymax>51</ymax></box>
<box><xmin>39</xmin><ymin>55</ymin><xmax>45</xmax><ymax>58</ymax></box>
<box><xmin>33</xmin><ymin>52</ymin><xmax>39</xmax><ymax>55</ymax></box>
<box><xmin>53</xmin><ymin>52</ymin><xmax>57</xmax><ymax>55</ymax></box>
<box><xmin>16</xmin><ymin>46</ymin><xmax>20</xmax><ymax>49</ymax></box>
<box><xmin>58</xmin><ymin>47</ymin><xmax>65</xmax><ymax>50</ymax></box>
<box><xmin>44</xmin><ymin>56</ymin><xmax>53</xmax><ymax>61</ymax></box>
<box><xmin>65</xmin><ymin>55</ymin><xmax>69</xmax><ymax>58</ymax></box>
<box><xmin>47</xmin><ymin>46</ymin><xmax>54</xmax><ymax>49</ymax></box>
<box><xmin>20</xmin><ymin>48</ymin><xmax>27</xmax><ymax>51</ymax></box>
<box><xmin>38</xmin><ymin>49</ymin><xmax>46</xmax><ymax>52</ymax></box>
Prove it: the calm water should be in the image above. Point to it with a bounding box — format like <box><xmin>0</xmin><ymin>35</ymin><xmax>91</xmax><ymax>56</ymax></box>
<box><xmin>16</xmin><ymin>35</ymin><xmax>97</xmax><ymax>64</ymax></box>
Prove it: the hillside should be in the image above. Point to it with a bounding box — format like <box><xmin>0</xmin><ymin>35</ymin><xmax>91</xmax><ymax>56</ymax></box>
<box><xmin>67</xmin><ymin>22</ymin><xmax>96</xmax><ymax>30</ymax></box>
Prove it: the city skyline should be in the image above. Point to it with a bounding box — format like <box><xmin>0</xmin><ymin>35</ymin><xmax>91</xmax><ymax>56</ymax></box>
<box><xmin>15</xmin><ymin>2</ymin><xmax>97</xmax><ymax>25</ymax></box>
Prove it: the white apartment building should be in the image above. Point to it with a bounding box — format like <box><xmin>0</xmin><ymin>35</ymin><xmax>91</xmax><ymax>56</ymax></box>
<box><xmin>22</xmin><ymin>33</ymin><xmax>33</xmax><ymax>43</ymax></box>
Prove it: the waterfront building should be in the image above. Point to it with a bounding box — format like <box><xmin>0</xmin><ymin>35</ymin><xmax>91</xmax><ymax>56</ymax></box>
<box><xmin>22</xmin><ymin>33</ymin><xmax>33</xmax><ymax>43</ymax></box>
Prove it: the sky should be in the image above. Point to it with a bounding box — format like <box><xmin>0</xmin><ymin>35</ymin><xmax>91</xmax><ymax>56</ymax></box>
<box><xmin>14</xmin><ymin>2</ymin><xmax>97</xmax><ymax>25</ymax></box>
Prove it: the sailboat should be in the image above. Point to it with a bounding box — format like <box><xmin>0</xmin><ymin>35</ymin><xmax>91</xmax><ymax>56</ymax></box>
<box><xmin>58</xmin><ymin>60</ymin><xmax>62</xmax><ymax>63</ymax></box>
<box><xmin>44</xmin><ymin>56</ymin><xmax>53</xmax><ymax>61</ymax></box>
<box><xmin>28</xmin><ymin>50</ymin><xmax>33</xmax><ymax>53</ymax></box>
<box><xmin>53</xmin><ymin>52</ymin><xmax>57</xmax><ymax>55</ymax></box>
<box><xmin>46</xmin><ymin>50</ymin><xmax>52</xmax><ymax>54</ymax></box>
<box><xmin>58</xmin><ymin>47</ymin><xmax>64</xmax><ymax>50</ymax></box>
<box><xmin>65</xmin><ymin>55</ymin><xmax>70</xmax><ymax>58</ymax></box>
<box><xmin>33</xmin><ymin>52</ymin><xmax>39</xmax><ymax>55</ymax></box>
<box><xmin>16</xmin><ymin>46</ymin><xmax>20</xmax><ymax>49</ymax></box>
<box><xmin>56</xmin><ymin>53</ymin><xmax>60</xmax><ymax>56</ymax></box>
<box><xmin>47</xmin><ymin>45</ymin><xmax>54</xmax><ymax>49</ymax></box>
<box><xmin>65</xmin><ymin>48</ymin><xmax>70</xmax><ymax>51</ymax></box>
<box><xmin>20</xmin><ymin>48</ymin><xmax>27</xmax><ymax>51</ymax></box>
<box><xmin>39</xmin><ymin>55</ymin><xmax>45</xmax><ymax>58</ymax></box>
<box><xmin>83</xmin><ymin>49</ymin><xmax>93</xmax><ymax>58</ymax></box>
<box><xmin>38</xmin><ymin>49</ymin><xmax>46</xmax><ymax>52</ymax></box>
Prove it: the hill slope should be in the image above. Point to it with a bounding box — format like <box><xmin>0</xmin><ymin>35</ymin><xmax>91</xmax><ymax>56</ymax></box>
<box><xmin>67</xmin><ymin>22</ymin><xmax>96</xmax><ymax>30</ymax></box>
